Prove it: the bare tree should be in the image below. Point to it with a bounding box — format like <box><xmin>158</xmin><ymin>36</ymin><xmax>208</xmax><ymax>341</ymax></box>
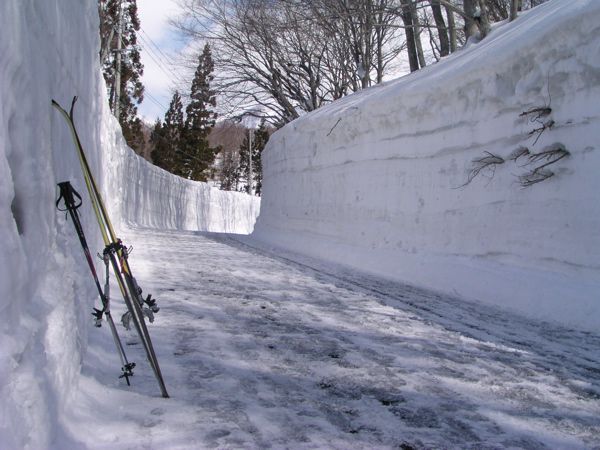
<box><xmin>174</xmin><ymin>0</ymin><xmax>327</xmax><ymax>124</ymax></box>
<box><xmin>209</xmin><ymin>121</ymin><xmax>246</xmax><ymax>190</ymax></box>
<box><xmin>172</xmin><ymin>0</ymin><xmax>550</xmax><ymax>125</ymax></box>
<box><xmin>174</xmin><ymin>0</ymin><xmax>404</xmax><ymax>125</ymax></box>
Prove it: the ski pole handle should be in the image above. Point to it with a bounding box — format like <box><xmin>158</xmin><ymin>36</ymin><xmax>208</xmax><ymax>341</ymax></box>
<box><xmin>56</xmin><ymin>181</ymin><xmax>83</xmax><ymax>212</ymax></box>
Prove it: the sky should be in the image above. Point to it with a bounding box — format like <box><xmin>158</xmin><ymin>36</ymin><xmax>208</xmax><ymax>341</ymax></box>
<box><xmin>136</xmin><ymin>0</ymin><xmax>186</xmax><ymax>122</ymax></box>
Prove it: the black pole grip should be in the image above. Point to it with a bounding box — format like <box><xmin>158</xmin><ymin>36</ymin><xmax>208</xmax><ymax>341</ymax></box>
<box><xmin>56</xmin><ymin>181</ymin><xmax>82</xmax><ymax>212</ymax></box>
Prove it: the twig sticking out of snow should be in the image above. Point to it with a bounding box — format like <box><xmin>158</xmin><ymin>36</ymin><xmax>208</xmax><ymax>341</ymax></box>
<box><xmin>458</xmin><ymin>73</ymin><xmax>570</xmax><ymax>189</ymax></box>
<box><xmin>528</xmin><ymin>119</ymin><xmax>555</xmax><ymax>146</ymax></box>
<box><xmin>509</xmin><ymin>146</ymin><xmax>530</xmax><ymax>162</ymax></box>
<box><xmin>519</xmin><ymin>106</ymin><xmax>552</xmax><ymax>121</ymax></box>
<box><xmin>327</xmin><ymin>118</ymin><xmax>342</xmax><ymax>136</ymax></box>
<box><xmin>519</xmin><ymin>168</ymin><xmax>554</xmax><ymax>187</ymax></box>
<box><xmin>520</xmin><ymin>103</ymin><xmax>554</xmax><ymax>146</ymax></box>
<box><xmin>460</xmin><ymin>151</ymin><xmax>505</xmax><ymax>187</ymax></box>
<box><xmin>518</xmin><ymin>143</ymin><xmax>569</xmax><ymax>187</ymax></box>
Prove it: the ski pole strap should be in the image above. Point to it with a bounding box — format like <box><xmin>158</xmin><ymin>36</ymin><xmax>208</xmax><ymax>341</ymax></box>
<box><xmin>104</xmin><ymin>240</ymin><xmax>127</xmax><ymax>256</ymax></box>
<box><xmin>56</xmin><ymin>181</ymin><xmax>83</xmax><ymax>212</ymax></box>
<box><xmin>119</xmin><ymin>362</ymin><xmax>136</xmax><ymax>386</ymax></box>
<box><xmin>92</xmin><ymin>308</ymin><xmax>104</xmax><ymax>327</ymax></box>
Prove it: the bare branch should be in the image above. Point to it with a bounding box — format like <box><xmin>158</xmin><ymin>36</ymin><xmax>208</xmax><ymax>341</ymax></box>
<box><xmin>528</xmin><ymin>119</ymin><xmax>555</xmax><ymax>145</ymax></box>
<box><xmin>526</xmin><ymin>144</ymin><xmax>569</xmax><ymax>168</ymax></box>
<box><xmin>518</xmin><ymin>144</ymin><xmax>569</xmax><ymax>187</ymax></box>
<box><xmin>460</xmin><ymin>151</ymin><xmax>505</xmax><ymax>187</ymax></box>
<box><xmin>327</xmin><ymin>118</ymin><xmax>342</xmax><ymax>136</ymax></box>
<box><xmin>519</xmin><ymin>106</ymin><xmax>552</xmax><ymax>119</ymax></box>
<box><xmin>508</xmin><ymin>146</ymin><xmax>530</xmax><ymax>162</ymax></box>
<box><xmin>519</xmin><ymin>168</ymin><xmax>554</xmax><ymax>187</ymax></box>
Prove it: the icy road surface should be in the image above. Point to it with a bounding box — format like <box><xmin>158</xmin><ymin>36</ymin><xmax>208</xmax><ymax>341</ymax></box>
<box><xmin>63</xmin><ymin>227</ymin><xmax>600</xmax><ymax>449</ymax></box>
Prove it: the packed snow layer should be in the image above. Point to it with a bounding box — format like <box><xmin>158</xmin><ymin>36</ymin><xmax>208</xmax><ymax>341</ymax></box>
<box><xmin>112</xmin><ymin>145</ymin><xmax>260</xmax><ymax>234</ymax></box>
<box><xmin>0</xmin><ymin>0</ymin><xmax>258</xmax><ymax>448</ymax></box>
<box><xmin>254</xmin><ymin>0</ymin><xmax>600</xmax><ymax>332</ymax></box>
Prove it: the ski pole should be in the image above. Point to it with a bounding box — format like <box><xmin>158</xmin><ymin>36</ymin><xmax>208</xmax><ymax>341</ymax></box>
<box><xmin>56</xmin><ymin>181</ymin><xmax>135</xmax><ymax>384</ymax></box>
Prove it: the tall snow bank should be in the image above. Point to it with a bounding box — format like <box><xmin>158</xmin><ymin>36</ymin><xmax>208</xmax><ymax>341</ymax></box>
<box><xmin>0</xmin><ymin>0</ymin><xmax>110</xmax><ymax>448</ymax></box>
<box><xmin>109</xmin><ymin>144</ymin><xmax>260</xmax><ymax>234</ymax></box>
<box><xmin>254</xmin><ymin>0</ymin><xmax>600</xmax><ymax>331</ymax></box>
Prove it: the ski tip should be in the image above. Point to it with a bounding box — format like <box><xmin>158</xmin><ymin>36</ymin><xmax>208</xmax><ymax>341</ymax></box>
<box><xmin>51</xmin><ymin>99</ymin><xmax>68</xmax><ymax>114</ymax></box>
<box><xmin>51</xmin><ymin>97</ymin><xmax>78</xmax><ymax>116</ymax></box>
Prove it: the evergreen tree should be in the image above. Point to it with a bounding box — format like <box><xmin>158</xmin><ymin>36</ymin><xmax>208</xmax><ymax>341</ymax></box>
<box><xmin>164</xmin><ymin>92</ymin><xmax>185</xmax><ymax>173</ymax></box>
<box><xmin>151</xmin><ymin>92</ymin><xmax>184</xmax><ymax>173</ymax></box>
<box><xmin>237</xmin><ymin>120</ymin><xmax>270</xmax><ymax>196</ymax></box>
<box><xmin>219</xmin><ymin>150</ymin><xmax>240</xmax><ymax>191</ymax></box>
<box><xmin>99</xmin><ymin>0</ymin><xmax>145</xmax><ymax>153</ymax></box>
<box><xmin>150</xmin><ymin>119</ymin><xmax>166</xmax><ymax>168</ymax></box>
<box><xmin>252</xmin><ymin>121</ymin><xmax>269</xmax><ymax>195</ymax></box>
<box><xmin>181</xmin><ymin>43</ymin><xmax>220</xmax><ymax>181</ymax></box>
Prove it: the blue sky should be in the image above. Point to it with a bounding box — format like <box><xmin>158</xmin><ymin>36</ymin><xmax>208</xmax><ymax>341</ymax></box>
<box><xmin>136</xmin><ymin>0</ymin><xmax>186</xmax><ymax>122</ymax></box>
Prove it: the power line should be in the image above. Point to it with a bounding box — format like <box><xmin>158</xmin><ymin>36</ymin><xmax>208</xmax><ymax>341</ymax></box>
<box><xmin>138</xmin><ymin>35</ymin><xmax>176</xmax><ymax>77</ymax></box>
<box><xmin>137</xmin><ymin>33</ymin><xmax>186</xmax><ymax>85</ymax></box>
<box><xmin>111</xmin><ymin>64</ymin><xmax>168</xmax><ymax>112</ymax></box>
<box><xmin>114</xmin><ymin>34</ymin><xmax>175</xmax><ymax>116</ymax></box>
<box><xmin>144</xmin><ymin>90</ymin><xmax>168</xmax><ymax>112</ymax></box>
<box><xmin>140</xmin><ymin>27</ymin><xmax>177</xmax><ymax>67</ymax></box>
<box><xmin>114</xmin><ymin>30</ymin><xmax>179</xmax><ymax>88</ymax></box>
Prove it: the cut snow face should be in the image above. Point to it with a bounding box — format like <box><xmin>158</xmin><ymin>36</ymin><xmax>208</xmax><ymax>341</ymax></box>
<box><xmin>114</xmin><ymin>145</ymin><xmax>260</xmax><ymax>234</ymax></box>
<box><xmin>254</xmin><ymin>0</ymin><xmax>600</xmax><ymax>332</ymax></box>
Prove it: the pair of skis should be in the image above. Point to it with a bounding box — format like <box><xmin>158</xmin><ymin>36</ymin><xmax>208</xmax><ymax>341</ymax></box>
<box><xmin>53</xmin><ymin>97</ymin><xmax>169</xmax><ymax>398</ymax></box>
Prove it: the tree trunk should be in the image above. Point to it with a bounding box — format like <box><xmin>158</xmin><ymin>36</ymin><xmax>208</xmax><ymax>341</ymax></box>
<box><xmin>361</xmin><ymin>0</ymin><xmax>374</xmax><ymax>89</ymax></box>
<box><xmin>445</xmin><ymin>5</ymin><xmax>457</xmax><ymax>53</ymax></box>
<box><xmin>463</xmin><ymin>0</ymin><xmax>490</xmax><ymax>40</ymax></box>
<box><xmin>463</xmin><ymin>0</ymin><xmax>477</xmax><ymax>39</ymax></box>
<box><xmin>510</xmin><ymin>0</ymin><xmax>520</xmax><ymax>21</ymax></box>
<box><xmin>477</xmin><ymin>0</ymin><xmax>491</xmax><ymax>38</ymax></box>
<box><xmin>400</xmin><ymin>0</ymin><xmax>420</xmax><ymax>72</ymax></box>
<box><xmin>411</xmin><ymin>0</ymin><xmax>426</xmax><ymax>68</ymax></box>
<box><xmin>375</xmin><ymin>11</ymin><xmax>385</xmax><ymax>83</ymax></box>
<box><xmin>430</xmin><ymin>0</ymin><xmax>449</xmax><ymax>57</ymax></box>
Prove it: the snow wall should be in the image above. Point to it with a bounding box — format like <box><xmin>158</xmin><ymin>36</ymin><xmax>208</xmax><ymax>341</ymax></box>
<box><xmin>254</xmin><ymin>0</ymin><xmax>600</xmax><ymax>332</ymax></box>
<box><xmin>0</xmin><ymin>1</ymin><xmax>108</xmax><ymax>448</ymax></box>
<box><xmin>0</xmin><ymin>1</ymin><xmax>258</xmax><ymax>448</ymax></box>
<box><xmin>111</xmin><ymin>146</ymin><xmax>260</xmax><ymax>234</ymax></box>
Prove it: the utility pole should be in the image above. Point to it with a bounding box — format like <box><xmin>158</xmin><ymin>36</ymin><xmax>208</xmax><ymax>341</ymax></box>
<box><xmin>243</xmin><ymin>111</ymin><xmax>259</xmax><ymax>196</ymax></box>
<box><xmin>248</xmin><ymin>128</ymin><xmax>254</xmax><ymax>195</ymax></box>
<box><xmin>113</xmin><ymin>0</ymin><xmax>124</xmax><ymax>118</ymax></box>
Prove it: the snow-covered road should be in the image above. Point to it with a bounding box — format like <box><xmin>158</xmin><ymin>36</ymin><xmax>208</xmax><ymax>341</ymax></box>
<box><xmin>62</xmin><ymin>227</ymin><xmax>600</xmax><ymax>449</ymax></box>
